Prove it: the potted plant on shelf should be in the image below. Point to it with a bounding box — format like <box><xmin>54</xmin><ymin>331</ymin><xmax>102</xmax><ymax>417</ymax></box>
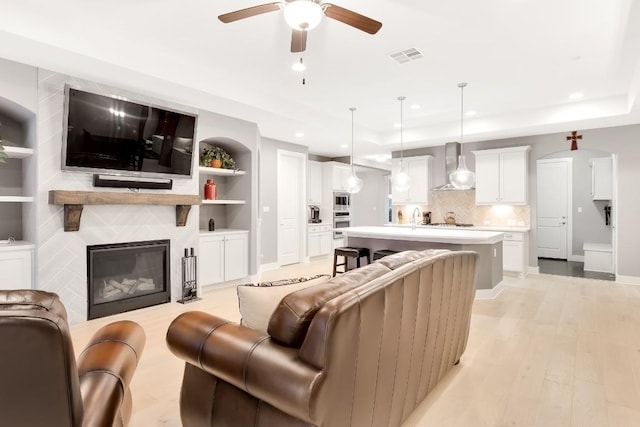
<box><xmin>200</xmin><ymin>146</ymin><xmax>236</xmax><ymax>169</ymax></box>
<box><xmin>220</xmin><ymin>150</ymin><xmax>236</xmax><ymax>170</ymax></box>
<box><xmin>200</xmin><ymin>147</ymin><xmax>222</xmax><ymax>168</ymax></box>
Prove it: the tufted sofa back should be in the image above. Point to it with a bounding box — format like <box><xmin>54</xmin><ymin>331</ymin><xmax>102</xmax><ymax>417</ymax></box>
<box><xmin>299</xmin><ymin>249</ymin><xmax>477</xmax><ymax>426</ymax></box>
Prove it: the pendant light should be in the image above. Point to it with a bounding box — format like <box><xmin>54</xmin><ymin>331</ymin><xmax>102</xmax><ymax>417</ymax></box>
<box><xmin>449</xmin><ymin>82</ymin><xmax>476</xmax><ymax>189</ymax></box>
<box><xmin>392</xmin><ymin>96</ymin><xmax>412</xmax><ymax>192</ymax></box>
<box><xmin>344</xmin><ymin>107</ymin><xmax>363</xmax><ymax>194</ymax></box>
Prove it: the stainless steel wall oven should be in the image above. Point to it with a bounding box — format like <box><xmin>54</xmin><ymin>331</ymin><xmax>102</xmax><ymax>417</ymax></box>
<box><xmin>333</xmin><ymin>211</ymin><xmax>350</xmax><ymax>239</ymax></box>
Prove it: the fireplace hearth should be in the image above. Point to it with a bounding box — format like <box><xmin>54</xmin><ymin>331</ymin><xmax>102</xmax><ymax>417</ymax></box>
<box><xmin>87</xmin><ymin>239</ymin><xmax>171</xmax><ymax>320</ymax></box>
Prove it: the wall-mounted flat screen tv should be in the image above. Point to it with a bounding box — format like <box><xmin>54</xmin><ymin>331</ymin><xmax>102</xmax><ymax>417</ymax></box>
<box><xmin>62</xmin><ymin>86</ymin><xmax>197</xmax><ymax>178</ymax></box>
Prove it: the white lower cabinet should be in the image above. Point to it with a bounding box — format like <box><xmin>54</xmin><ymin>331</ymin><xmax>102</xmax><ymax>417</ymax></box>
<box><xmin>199</xmin><ymin>230</ymin><xmax>248</xmax><ymax>286</ymax></box>
<box><xmin>502</xmin><ymin>232</ymin><xmax>528</xmax><ymax>277</ymax></box>
<box><xmin>308</xmin><ymin>224</ymin><xmax>332</xmax><ymax>257</ymax></box>
<box><xmin>0</xmin><ymin>243</ymin><xmax>34</xmax><ymax>290</ymax></box>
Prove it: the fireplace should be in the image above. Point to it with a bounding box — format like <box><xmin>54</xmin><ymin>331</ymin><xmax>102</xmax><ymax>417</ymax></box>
<box><xmin>87</xmin><ymin>239</ymin><xmax>171</xmax><ymax>320</ymax></box>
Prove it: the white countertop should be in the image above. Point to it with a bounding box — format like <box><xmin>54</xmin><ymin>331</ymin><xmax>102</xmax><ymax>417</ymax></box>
<box><xmin>199</xmin><ymin>229</ymin><xmax>249</xmax><ymax>236</ymax></box>
<box><xmin>386</xmin><ymin>223</ymin><xmax>530</xmax><ymax>232</ymax></box>
<box><xmin>462</xmin><ymin>225</ymin><xmax>530</xmax><ymax>232</ymax></box>
<box><xmin>0</xmin><ymin>240</ymin><xmax>35</xmax><ymax>252</ymax></box>
<box><xmin>342</xmin><ymin>226</ymin><xmax>504</xmax><ymax>245</ymax></box>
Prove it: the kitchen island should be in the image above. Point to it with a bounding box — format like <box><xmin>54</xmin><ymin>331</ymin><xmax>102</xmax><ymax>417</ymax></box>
<box><xmin>341</xmin><ymin>226</ymin><xmax>504</xmax><ymax>293</ymax></box>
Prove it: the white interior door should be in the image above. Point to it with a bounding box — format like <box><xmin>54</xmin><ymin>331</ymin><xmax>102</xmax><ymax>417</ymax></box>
<box><xmin>277</xmin><ymin>150</ymin><xmax>305</xmax><ymax>266</ymax></box>
<box><xmin>537</xmin><ymin>159</ymin><xmax>570</xmax><ymax>259</ymax></box>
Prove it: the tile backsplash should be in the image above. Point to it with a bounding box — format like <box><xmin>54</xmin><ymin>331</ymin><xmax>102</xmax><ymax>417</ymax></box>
<box><xmin>393</xmin><ymin>190</ymin><xmax>530</xmax><ymax>227</ymax></box>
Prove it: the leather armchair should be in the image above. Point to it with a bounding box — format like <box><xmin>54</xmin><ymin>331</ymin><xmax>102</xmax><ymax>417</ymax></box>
<box><xmin>0</xmin><ymin>290</ymin><xmax>146</xmax><ymax>427</ymax></box>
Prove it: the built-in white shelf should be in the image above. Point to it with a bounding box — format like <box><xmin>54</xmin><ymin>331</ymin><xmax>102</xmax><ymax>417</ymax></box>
<box><xmin>199</xmin><ymin>166</ymin><xmax>246</xmax><ymax>176</ymax></box>
<box><xmin>0</xmin><ymin>196</ymin><xmax>34</xmax><ymax>203</ymax></box>
<box><xmin>201</xmin><ymin>199</ymin><xmax>246</xmax><ymax>205</ymax></box>
<box><xmin>3</xmin><ymin>146</ymin><xmax>34</xmax><ymax>159</ymax></box>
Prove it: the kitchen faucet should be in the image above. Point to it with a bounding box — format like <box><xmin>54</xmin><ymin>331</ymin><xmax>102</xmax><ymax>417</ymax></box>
<box><xmin>411</xmin><ymin>207</ymin><xmax>421</xmax><ymax>230</ymax></box>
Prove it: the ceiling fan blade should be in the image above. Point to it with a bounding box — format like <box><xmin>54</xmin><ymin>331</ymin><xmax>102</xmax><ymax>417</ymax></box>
<box><xmin>218</xmin><ymin>3</ymin><xmax>281</xmax><ymax>23</ymax></box>
<box><xmin>291</xmin><ymin>30</ymin><xmax>307</xmax><ymax>53</ymax></box>
<box><xmin>323</xmin><ymin>3</ymin><xmax>382</xmax><ymax>34</ymax></box>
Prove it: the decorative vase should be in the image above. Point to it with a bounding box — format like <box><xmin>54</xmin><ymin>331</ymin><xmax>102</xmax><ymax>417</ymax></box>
<box><xmin>210</xmin><ymin>159</ymin><xmax>222</xmax><ymax>168</ymax></box>
<box><xmin>204</xmin><ymin>179</ymin><xmax>217</xmax><ymax>200</ymax></box>
<box><xmin>208</xmin><ymin>218</ymin><xmax>215</xmax><ymax>231</ymax></box>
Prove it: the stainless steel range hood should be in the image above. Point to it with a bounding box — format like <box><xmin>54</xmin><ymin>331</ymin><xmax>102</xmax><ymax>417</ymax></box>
<box><xmin>433</xmin><ymin>141</ymin><xmax>473</xmax><ymax>191</ymax></box>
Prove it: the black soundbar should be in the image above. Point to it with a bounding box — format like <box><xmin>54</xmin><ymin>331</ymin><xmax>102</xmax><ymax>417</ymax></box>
<box><xmin>93</xmin><ymin>174</ymin><xmax>173</xmax><ymax>190</ymax></box>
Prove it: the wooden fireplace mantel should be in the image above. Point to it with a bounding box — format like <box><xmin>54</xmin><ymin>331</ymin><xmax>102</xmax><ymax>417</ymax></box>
<box><xmin>49</xmin><ymin>190</ymin><xmax>201</xmax><ymax>232</ymax></box>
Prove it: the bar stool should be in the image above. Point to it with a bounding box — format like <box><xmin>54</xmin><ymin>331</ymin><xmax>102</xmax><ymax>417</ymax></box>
<box><xmin>333</xmin><ymin>247</ymin><xmax>371</xmax><ymax>277</ymax></box>
<box><xmin>373</xmin><ymin>249</ymin><xmax>398</xmax><ymax>260</ymax></box>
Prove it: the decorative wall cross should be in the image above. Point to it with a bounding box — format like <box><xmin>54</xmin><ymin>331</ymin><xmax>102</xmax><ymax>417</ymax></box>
<box><xmin>566</xmin><ymin>130</ymin><xmax>582</xmax><ymax>151</ymax></box>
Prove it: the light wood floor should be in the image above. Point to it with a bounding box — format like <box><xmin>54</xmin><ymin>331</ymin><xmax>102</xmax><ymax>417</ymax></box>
<box><xmin>70</xmin><ymin>260</ymin><xmax>640</xmax><ymax>426</ymax></box>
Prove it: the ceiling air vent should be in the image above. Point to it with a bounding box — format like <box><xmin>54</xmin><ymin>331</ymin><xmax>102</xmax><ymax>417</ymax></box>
<box><xmin>389</xmin><ymin>48</ymin><xmax>424</xmax><ymax>64</ymax></box>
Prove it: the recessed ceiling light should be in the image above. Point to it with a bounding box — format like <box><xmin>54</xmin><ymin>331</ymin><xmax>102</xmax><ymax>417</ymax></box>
<box><xmin>465</xmin><ymin>110</ymin><xmax>477</xmax><ymax>117</ymax></box>
<box><xmin>291</xmin><ymin>58</ymin><xmax>305</xmax><ymax>72</ymax></box>
<box><xmin>393</xmin><ymin>122</ymin><xmax>402</xmax><ymax>128</ymax></box>
<box><xmin>340</xmin><ymin>144</ymin><xmax>349</xmax><ymax>149</ymax></box>
<box><xmin>569</xmin><ymin>92</ymin><xmax>584</xmax><ymax>100</ymax></box>
<box><xmin>410</xmin><ymin>104</ymin><xmax>421</xmax><ymax>110</ymax></box>
<box><xmin>375</xmin><ymin>154</ymin><xmax>391</xmax><ymax>162</ymax></box>
<box><xmin>295</xmin><ymin>132</ymin><xmax>304</xmax><ymax>138</ymax></box>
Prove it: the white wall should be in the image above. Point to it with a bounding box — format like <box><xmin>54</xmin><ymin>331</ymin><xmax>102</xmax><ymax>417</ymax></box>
<box><xmin>351</xmin><ymin>170</ymin><xmax>390</xmax><ymax>226</ymax></box>
<box><xmin>259</xmin><ymin>137</ymin><xmax>308</xmax><ymax>265</ymax></box>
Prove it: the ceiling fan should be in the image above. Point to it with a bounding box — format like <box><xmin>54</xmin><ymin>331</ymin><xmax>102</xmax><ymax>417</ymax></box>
<box><xmin>218</xmin><ymin>0</ymin><xmax>382</xmax><ymax>53</ymax></box>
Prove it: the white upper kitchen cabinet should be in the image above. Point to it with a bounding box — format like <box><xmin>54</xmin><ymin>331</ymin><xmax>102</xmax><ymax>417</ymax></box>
<box><xmin>590</xmin><ymin>156</ymin><xmax>613</xmax><ymax>200</ymax></box>
<box><xmin>473</xmin><ymin>146</ymin><xmax>530</xmax><ymax>205</ymax></box>
<box><xmin>332</xmin><ymin>163</ymin><xmax>352</xmax><ymax>192</ymax></box>
<box><xmin>307</xmin><ymin>160</ymin><xmax>323</xmax><ymax>204</ymax></box>
<box><xmin>391</xmin><ymin>155</ymin><xmax>433</xmax><ymax>205</ymax></box>
<box><xmin>320</xmin><ymin>162</ymin><xmax>352</xmax><ymax>193</ymax></box>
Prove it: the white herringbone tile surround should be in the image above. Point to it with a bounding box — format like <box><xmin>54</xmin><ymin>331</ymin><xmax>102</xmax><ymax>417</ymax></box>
<box><xmin>36</xmin><ymin>70</ymin><xmax>199</xmax><ymax>323</ymax></box>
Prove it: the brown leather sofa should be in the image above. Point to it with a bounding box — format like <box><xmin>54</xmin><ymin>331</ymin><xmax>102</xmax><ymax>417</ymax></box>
<box><xmin>0</xmin><ymin>290</ymin><xmax>146</xmax><ymax>427</ymax></box>
<box><xmin>167</xmin><ymin>249</ymin><xmax>477</xmax><ymax>427</ymax></box>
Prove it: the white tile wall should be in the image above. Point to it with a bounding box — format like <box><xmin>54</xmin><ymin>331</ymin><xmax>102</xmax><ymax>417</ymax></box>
<box><xmin>393</xmin><ymin>189</ymin><xmax>530</xmax><ymax>228</ymax></box>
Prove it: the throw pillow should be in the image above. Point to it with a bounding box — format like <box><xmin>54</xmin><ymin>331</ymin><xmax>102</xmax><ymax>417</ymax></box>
<box><xmin>237</xmin><ymin>274</ymin><xmax>331</xmax><ymax>334</ymax></box>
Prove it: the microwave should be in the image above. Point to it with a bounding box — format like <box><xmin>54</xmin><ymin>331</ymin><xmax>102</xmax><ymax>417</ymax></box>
<box><xmin>333</xmin><ymin>191</ymin><xmax>350</xmax><ymax>211</ymax></box>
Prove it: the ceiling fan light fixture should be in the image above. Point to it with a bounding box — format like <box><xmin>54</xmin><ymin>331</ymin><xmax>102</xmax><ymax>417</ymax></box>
<box><xmin>284</xmin><ymin>1</ymin><xmax>323</xmax><ymax>31</ymax></box>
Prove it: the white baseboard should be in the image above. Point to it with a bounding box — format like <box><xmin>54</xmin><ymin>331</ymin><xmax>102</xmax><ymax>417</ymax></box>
<box><xmin>528</xmin><ymin>266</ymin><xmax>540</xmax><ymax>275</ymax></box>
<box><xmin>257</xmin><ymin>262</ymin><xmax>280</xmax><ymax>275</ymax></box>
<box><xmin>568</xmin><ymin>254</ymin><xmax>585</xmax><ymax>262</ymax></box>
<box><xmin>616</xmin><ymin>275</ymin><xmax>640</xmax><ymax>285</ymax></box>
<box><xmin>475</xmin><ymin>281</ymin><xmax>505</xmax><ymax>300</ymax></box>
